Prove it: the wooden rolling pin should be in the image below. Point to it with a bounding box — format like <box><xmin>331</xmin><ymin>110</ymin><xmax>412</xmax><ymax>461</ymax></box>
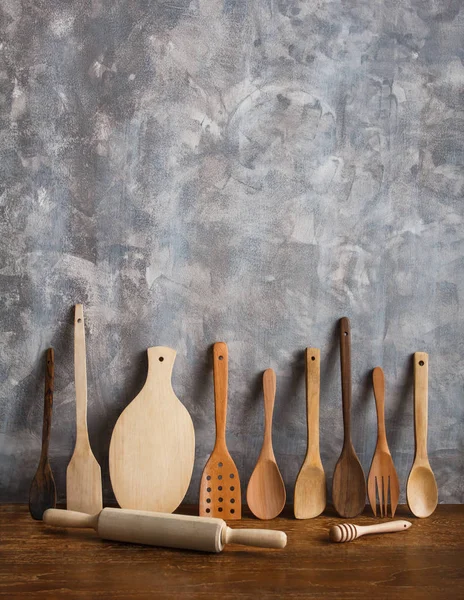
<box><xmin>329</xmin><ymin>520</ymin><xmax>412</xmax><ymax>543</ymax></box>
<box><xmin>43</xmin><ymin>508</ymin><xmax>287</xmax><ymax>552</ymax></box>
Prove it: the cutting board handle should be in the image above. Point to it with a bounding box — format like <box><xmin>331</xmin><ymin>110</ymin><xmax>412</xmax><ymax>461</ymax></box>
<box><xmin>213</xmin><ymin>342</ymin><xmax>228</xmax><ymax>447</ymax></box>
<box><xmin>146</xmin><ymin>347</ymin><xmax>176</xmax><ymax>385</ymax></box>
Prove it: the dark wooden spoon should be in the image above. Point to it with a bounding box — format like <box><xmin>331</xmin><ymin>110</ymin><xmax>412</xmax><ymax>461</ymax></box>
<box><xmin>332</xmin><ymin>317</ymin><xmax>366</xmax><ymax>517</ymax></box>
<box><xmin>29</xmin><ymin>348</ymin><xmax>56</xmax><ymax>520</ymax></box>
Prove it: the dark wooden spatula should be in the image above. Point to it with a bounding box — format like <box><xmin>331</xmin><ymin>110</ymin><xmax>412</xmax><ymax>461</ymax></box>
<box><xmin>332</xmin><ymin>317</ymin><xmax>366</xmax><ymax>518</ymax></box>
<box><xmin>29</xmin><ymin>348</ymin><xmax>56</xmax><ymax>520</ymax></box>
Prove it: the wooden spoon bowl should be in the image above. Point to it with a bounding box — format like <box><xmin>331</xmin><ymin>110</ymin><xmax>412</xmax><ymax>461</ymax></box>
<box><xmin>407</xmin><ymin>464</ymin><xmax>438</xmax><ymax>518</ymax></box>
<box><xmin>332</xmin><ymin>446</ymin><xmax>366</xmax><ymax>518</ymax></box>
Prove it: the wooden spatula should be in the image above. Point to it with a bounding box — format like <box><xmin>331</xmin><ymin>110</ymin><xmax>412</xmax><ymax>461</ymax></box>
<box><xmin>332</xmin><ymin>317</ymin><xmax>366</xmax><ymax>518</ymax></box>
<box><xmin>199</xmin><ymin>342</ymin><xmax>241</xmax><ymax>519</ymax></box>
<box><xmin>66</xmin><ymin>304</ymin><xmax>102</xmax><ymax>515</ymax></box>
<box><xmin>367</xmin><ymin>367</ymin><xmax>400</xmax><ymax>517</ymax></box>
<box><xmin>406</xmin><ymin>352</ymin><xmax>438</xmax><ymax>518</ymax></box>
<box><xmin>109</xmin><ymin>346</ymin><xmax>195</xmax><ymax>513</ymax></box>
<box><xmin>294</xmin><ymin>348</ymin><xmax>326</xmax><ymax>519</ymax></box>
<box><xmin>29</xmin><ymin>348</ymin><xmax>56</xmax><ymax>520</ymax></box>
<box><xmin>247</xmin><ymin>369</ymin><xmax>286</xmax><ymax>519</ymax></box>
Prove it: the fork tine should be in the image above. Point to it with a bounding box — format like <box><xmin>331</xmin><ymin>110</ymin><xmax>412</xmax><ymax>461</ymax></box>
<box><xmin>376</xmin><ymin>476</ymin><xmax>383</xmax><ymax>518</ymax></box>
<box><xmin>385</xmin><ymin>475</ymin><xmax>390</xmax><ymax>517</ymax></box>
<box><xmin>368</xmin><ymin>473</ymin><xmax>377</xmax><ymax>516</ymax></box>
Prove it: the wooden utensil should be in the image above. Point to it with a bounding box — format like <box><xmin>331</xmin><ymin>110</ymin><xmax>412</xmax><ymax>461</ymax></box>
<box><xmin>329</xmin><ymin>520</ymin><xmax>411</xmax><ymax>543</ymax></box>
<box><xmin>199</xmin><ymin>342</ymin><xmax>241</xmax><ymax>519</ymax></box>
<box><xmin>43</xmin><ymin>508</ymin><xmax>287</xmax><ymax>552</ymax></box>
<box><xmin>332</xmin><ymin>317</ymin><xmax>366</xmax><ymax>518</ymax></box>
<box><xmin>109</xmin><ymin>346</ymin><xmax>195</xmax><ymax>513</ymax></box>
<box><xmin>29</xmin><ymin>348</ymin><xmax>57</xmax><ymax>520</ymax></box>
<box><xmin>247</xmin><ymin>369</ymin><xmax>286</xmax><ymax>520</ymax></box>
<box><xmin>294</xmin><ymin>348</ymin><xmax>326</xmax><ymax>519</ymax></box>
<box><xmin>66</xmin><ymin>305</ymin><xmax>102</xmax><ymax>514</ymax></box>
<box><xmin>406</xmin><ymin>352</ymin><xmax>438</xmax><ymax>518</ymax></box>
<box><xmin>367</xmin><ymin>367</ymin><xmax>400</xmax><ymax>517</ymax></box>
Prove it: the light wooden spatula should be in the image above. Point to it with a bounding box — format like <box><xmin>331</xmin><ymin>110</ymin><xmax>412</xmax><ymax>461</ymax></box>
<box><xmin>109</xmin><ymin>346</ymin><xmax>195</xmax><ymax>513</ymax></box>
<box><xmin>294</xmin><ymin>348</ymin><xmax>326</xmax><ymax>519</ymax></box>
<box><xmin>66</xmin><ymin>304</ymin><xmax>102</xmax><ymax>515</ymax></box>
<box><xmin>247</xmin><ymin>369</ymin><xmax>286</xmax><ymax>519</ymax></box>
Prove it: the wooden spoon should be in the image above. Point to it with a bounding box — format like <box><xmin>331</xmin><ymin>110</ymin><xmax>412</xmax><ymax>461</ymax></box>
<box><xmin>66</xmin><ymin>304</ymin><xmax>102</xmax><ymax>515</ymax></box>
<box><xmin>332</xmin><ymin>317</ymin><xmax>366</xmax><ymax>518</ymax></box>
<box><xmin>294</xmin><ymin>348</ymin><xmax>326</xmax><ymax>519</ymax></box>
<box><xmin>199</xmin><ymin>342</ymin><xmax>241</xmax><ymax>519</ymax></box>
<box><xmin>247</xmin><ymin>369</ymin><xmax>286</xmax><ymax>520</ymax></box>
<box><xmin>29</xmin><ymin>348</ymin><xmax>57</xmax><ymax>520</ymax></box>
<box><xmin>406</xmin><ymin>352</ymin><xmax>438</xmax><ymax>518</ymax></box>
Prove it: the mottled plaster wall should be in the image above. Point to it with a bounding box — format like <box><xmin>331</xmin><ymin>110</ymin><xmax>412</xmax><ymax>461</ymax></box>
<box><xmin>0</xmin><ymin>0</ymin><xmax>463</xmax><ymax>505</ymax></box>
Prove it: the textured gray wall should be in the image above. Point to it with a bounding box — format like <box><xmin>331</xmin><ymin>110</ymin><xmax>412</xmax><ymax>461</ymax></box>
<box><xmin>1</xmin><ymin>0</ymin><xmax>463</xmax><ymax>506</ymax></box>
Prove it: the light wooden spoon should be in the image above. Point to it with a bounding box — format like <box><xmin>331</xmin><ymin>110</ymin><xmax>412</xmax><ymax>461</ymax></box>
<box><xmin>247</xmin><ymin>369</ymin><xmax>286</xmax><ymax>520</ymax></box>
<box><xmin>406</xmin><ymin>352</ymin><xmax>438</xmax><ymax>518</ymax></box>
<box><xmin>294</xmin><ymin>348</ymin><xmax>326</xmax><ymax>519</ymax></box>
<box><xmin>332</xmin><ymin>317</ymin><xmax>366</xmax><ymax>518</ymax></box>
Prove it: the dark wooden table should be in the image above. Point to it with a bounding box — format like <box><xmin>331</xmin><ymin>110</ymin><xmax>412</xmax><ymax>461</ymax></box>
<box><xmin>1</xmin><ymin>504</ymin><xmax>463</xmax><ymax>599</ymax></box>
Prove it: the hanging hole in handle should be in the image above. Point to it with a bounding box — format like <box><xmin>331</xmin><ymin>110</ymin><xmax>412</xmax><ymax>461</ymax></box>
<box><xmin>218</xmin><ymin>355</ymin><xmax>224</xmax><ymax>361</ymax></box>
<box><xmin>159</xmin><ymin>357</ymin><xmax>164</xmax><ymax>362</ymax></box>
<box><xmin>344</xmin><ymin>331</ymin><xmax>348</xmax><ymax>336</ymax></box>
<box><xmin>419</xmin><ymin>360</ymin><xmax>424</xmax><ymax>366</ymax></box>
<box><xmin>77</xmin><ymin>318</ymin><xmax>82</xmax><ymax>323</ymax></box>
<box><xmin>311</xmin><ymin>356</ymin><xmax>315</xmax><ymax>361</ymax></box>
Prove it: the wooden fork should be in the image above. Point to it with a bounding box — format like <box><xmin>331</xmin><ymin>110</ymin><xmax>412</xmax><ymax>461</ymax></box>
<box><xmin>367</xmin><ymin>367</ymin><xmax>400</xmax><ymax>517</ymax></box>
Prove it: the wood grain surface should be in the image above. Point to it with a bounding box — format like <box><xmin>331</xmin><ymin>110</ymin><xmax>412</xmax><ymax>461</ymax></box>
<box><xmin>109</xmin><ymin>346</ymin><xmax>195</xmax><ymax>513</ymax></box>
<box><xmin>1</xmin><ymin>504</ymin><xmax>462</xmax><ymax>599</ymax></box>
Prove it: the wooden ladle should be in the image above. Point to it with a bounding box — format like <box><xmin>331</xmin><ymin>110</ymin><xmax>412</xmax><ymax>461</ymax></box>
<box><xmin>406</xmin><ymin>352</ymin><xmax>438</xmax><ymax>518</ymax></box>
<box><xmin>332</xmin><ymin>317</ymin><xmax>366</xmax><ymax>518</ymax></box>
<box><xmin>247</xmin><ymin>369</ymin><xmax>286</xmax><ymax>519</ymax></box>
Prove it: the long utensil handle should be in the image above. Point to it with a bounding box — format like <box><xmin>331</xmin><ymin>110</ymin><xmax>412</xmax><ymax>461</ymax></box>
<box><xmin>74</xmin><ymin>304</ymin><xmax>90</xmax><ymax>448</ymax></box>
<box><xmin>339</xmin><ymin>317</ymin><xmax>352</xmax><ymax>441</ymax></box>
<box><xmin>213</xmin><ymin>342</ymin><xmax>228</xmax><ymax>446</ymax></box>
<box><xmin>224</xmin><ymin>526</ymin><xmax>287</xmax><ymax>549</ymax></box>
<box><xmin>40</xmin><ymin>348</ymin><xmax>54</xmax><ymax>463</ymax></box>
<box><xmin>305</xmin><ymin>348</ymin><xmax>321</xmax><ymax>461</ymax></box>
<box><xmin>262</xmin><ymin>369</ymin><xmax>276</xmax><ymax>451</ymax></box>
<box><xmin>414</xmin><ymin>352</ymin><xmax>429</xmax><ymax>460</ymax></box>
<box><xmin>372</xmin><ymin>367</ymin><xmax>387</xmax><ymax>448</ymax></box>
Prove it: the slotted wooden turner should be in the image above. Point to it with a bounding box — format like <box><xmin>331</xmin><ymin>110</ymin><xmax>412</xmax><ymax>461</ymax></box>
<box><xmin>199</xmin><ymin>342</ymin><xmax>241</xmax><ymax>519</ymax></box>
